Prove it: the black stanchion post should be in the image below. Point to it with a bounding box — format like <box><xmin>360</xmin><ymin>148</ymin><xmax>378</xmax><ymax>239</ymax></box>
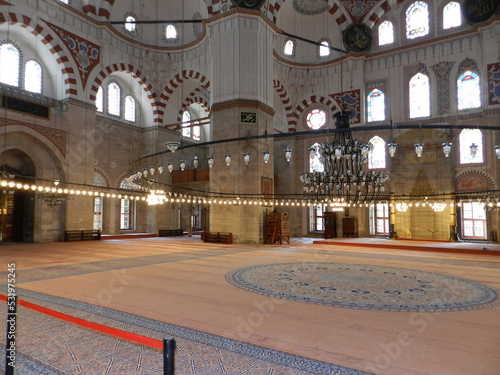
<box><xmin>5</xmin><ymin>295</ymin><xmax>17</xmax><ymax>375</ymax></box>
<box><xmin>163</xmin><ymin>337</ymin><xmax>176</xmax><ymax>375</ymax></box>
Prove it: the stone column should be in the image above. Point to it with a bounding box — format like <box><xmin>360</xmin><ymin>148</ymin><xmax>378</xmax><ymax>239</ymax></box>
<box><xmin>207</xmin><ymin>11</ymin><xmax>276</xmax><ymax>243</ymax></box>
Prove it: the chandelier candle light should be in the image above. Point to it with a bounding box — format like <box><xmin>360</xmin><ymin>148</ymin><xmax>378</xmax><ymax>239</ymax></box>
<box><xmin>300</xmin><ymin>111</ymin><xmax>389</xmax><ymax>204</ymax></box>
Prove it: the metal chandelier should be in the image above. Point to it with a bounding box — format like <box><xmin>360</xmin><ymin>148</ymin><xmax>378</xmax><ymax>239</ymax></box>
<box><xmin>300</xmin><ymin>110</ymin><xmax>390</xmax><ymax>203</ymax></box>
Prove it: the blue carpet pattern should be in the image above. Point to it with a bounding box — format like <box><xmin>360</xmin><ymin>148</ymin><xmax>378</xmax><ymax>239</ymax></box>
<box><xmin>226</xmin><ymin>262</ymin><xmax>500</xmax><ymax>312</ymax></box>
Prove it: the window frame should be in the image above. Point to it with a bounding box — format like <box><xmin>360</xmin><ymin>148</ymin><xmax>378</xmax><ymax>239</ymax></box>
<box><xmin>459</xmin><ymin>129</ymin><xmax>483</xmax><ymax>164</ymax></box>
<box><xmin>460</xmin><ymin>202</ymin><xmax>487</xmax><ymax>240</ymax></box>
<box><xmin>24</xmin><ymin>59</ymin><xmax>43</xmax><ymax>94</ymax></box>
<box><xmin>370</xmin><ymin>203</ymin><xmax>390</xmax><ymax>235</ymax></box>
<box><xmin>368</xmin><ymin>136</ymin><xmax>386</xmax><ymax>170</ymax></box>
<box><xmin>107</xmin><ymin>81</ymin><xmax>122</xmax><ymax>117</ymax></box>
<box><xmin>164</xmin><ymin>24</ymin><xmax>179</xmax><ymax>43</ymax></box>
<box><xmin>367</xmin><ymin>88</ymin><xmax>386</xmax><ymax>122</ymax></box>
<box><xmin>306</xmin><ymin>108</ymin><xmax>327</xmax><ymax>130</ymax></box>
<box><xmin>405</xmin><ymin>1</ymin><xmax>430</xmax><ymax>40</ymax></box>
<box><xmin>409</xmin><ymin>72</ymin><xmax>431</xmax><ymax>119</ymax></box>
<box><xmin>442</xmin><ymin>1</ymin><xmax>462</xmax><ymax>30</ymax></box>
<box><xmin>120</xmin><ymin>198</ymin><xmax>136</xmax><ymax>230</ymax></box>
<box><xmin>457</xmin><ymin>70</ymin><xmax>481</xmax><ymax>111</ymax></box>
<box><xmin>283</xmin><ymin>39</ymin><xmax>296</xmax><ymax>57</ymax></box>
<box><xmin>310</xmin><ymin>204</ymin><xmax>325</xmax><ymax>232</ymax></box>
<box><xmin>0</xmin><ymin>42</ymin><xmax>21</xmax><ymax>88</ymax></box>
<box><xmin>124</xmin><ymin>94</ymin><xmax>136</xmax><ymax>122</ymax></box>
<box><xmin>318</xmin><ymin>39</ymin><xmax>332</xmax><ymax>59</ymax></box>
<box><xmin>378</xmin><ymin>20</ymin><xmax>394</xmax><ymax>46</ymax></box>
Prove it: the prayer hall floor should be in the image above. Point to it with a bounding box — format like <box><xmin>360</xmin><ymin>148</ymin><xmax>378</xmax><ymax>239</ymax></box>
<box><xmin>0</xmin><ymin>236</ymin><xmax>499</xmax><ymax>375</ymax></box>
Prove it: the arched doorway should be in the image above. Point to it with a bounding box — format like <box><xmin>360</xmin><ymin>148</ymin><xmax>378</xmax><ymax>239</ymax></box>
<box><xmin>0</xmin><ymin>150</ymin><xmax>36</xmax><ymax>242</ymax></box>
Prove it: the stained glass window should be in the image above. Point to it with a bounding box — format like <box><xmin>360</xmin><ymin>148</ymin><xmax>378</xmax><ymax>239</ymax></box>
<box><xmin>367</xmin><ymin>89</ymin><xmax>385</xmax><ymax>122</ymax></box>
<box><xmin>182</xmin><ymin>111</ymin><xmax>191</xmax><ymax>137</ymax></box>
<box><xmin>25</xmin><ymin>60</ymin><xmax>42</xmax><ymax>93</ymax></box>
<box><xmin>409</xmin><ymin>73</ymin><xmax>430</xmax><ymax>118</ymax></box>
<box><xmin>309</xmin><ymin>143</ymin><xmax>324</xmax><ymax>173</ymax></box>
<box><xmin>125</xmin><ymin>16</ymin><xmax>136</xmax><ymax>32</ymax></box>
<box><xmin>96</xmin><ymin>86</ymin><xmax>103</xmax><ymax>112</ymax></box>
<box><xmin>124</xmin><ymin>95</ymin><xmax>136</xmax><ymax>122</ymax></box>
<box><xmin>284</xmin><ymin>40</ymin><xmax>294</xmax><ymax>56</ymax></box>
<box><xmin>459</xmin><ymin>129</ymin><xmax>483</xmax><ymax>164</ymax></box>
<box><xmin>368</xmin><ymin>136</ymin><xmax>386</xmax><ymax>169</ymax></box>
<box><xmin>457</xmin><ymin>71</ymin><xmax>481</xmax><ymax>110</ymax></box>
<box><xmin>193</xmin><ymin>121</ymin><xmax>201</xmax><ymax>141</ymax></box>
<box><xmin>306</xmin><ymin>109</ymin><xmax>326</xmax><ymax>129</ymax></box>
<box><xmin>443</xmin><ymin>2</ymin><xmax>461</xmax><ymax>29</ymax></box>
<box><xmin>378</xmin><ymin>21</ymin><xmax>394</xmax><ymax>46</ymax></box>
<box><xmin>0</xmin><ymin>43</ymin><xmax>19</xmax><ymax>87</ymax></box>
<box><xmin>108</xmin><ymin>82</ymin><xmax>121</xmax><ymax>116</ymax></box>
<box><xmin>406</xmin><ymin>1</ymin><xmax>429</xmax><ymax>39</ymax></box>
<box><xmin>319</xmin><ymin>40</ymin><xmax>330</xmax><ymax>57</ymax></box>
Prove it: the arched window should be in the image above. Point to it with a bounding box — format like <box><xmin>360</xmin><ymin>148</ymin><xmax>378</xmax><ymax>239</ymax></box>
<box><xmin>120</xmin><ymin>179</ymin><xmax>136</xmax><ymax>230</ymax></box>
<box><xmin>457</xmin><ymin>71</ymin><xmax>481</xmax><ymax>110</ymax></box>
<box><xmin>166</xmin><ymin>25</ymin><xmax>177</xmax><ymax>39</ymax></box>
<box><xmin>124</xmin><ymin>95</ymin><xmax>136</xmax><ymax>122</ymax></box>
<box><xmin>319</xmin><ymin>40</ymin><xmax>330</xmax><ymax>57</ymax></box>
<box><xmin>459</xmin><ymin>129</ymin><xmax>483</xmax><ymax>164</ymax></box>
<box><xmin>108</xmin><ymin>82</ymin><xmax>121</xmax><ymax>116</ymax></box>
<box><xmin>306</xmin><ymin>109</ymin><xmax>326</xmax><ymax>129</ymax></box>
<box><xmin>125</xmin><ymin>16</ymin><xmax>136</xmax><ymax>32</ymax></box>
<box><xmin>368</xmin><ymin>136</ymin><xmax>386</xmax><ymax>169</ymax></box>
<box><xmin>443</xmin><ymin>2</ymin><xmax>461</xmax><ymax>29</ymax></box>
<box><xmin>96</xmin><ymin>86</ymin><xmax>103</xmax><ymax>112</ymax></box>
<box><xmin>93</xmin><ymin>172</ymin><xmax>107</xmax><ymax>231</ymax></box>
<box><xmin>284</xmin><ymin>40</ymin><xmax>294</xmax><ymax>56</ymax></box>
<box><xmin>378</xmin><ymin>21</ymin><xmax>394</xmax><ymax>46</ymax></box>
<box><xmin>367</xmin><ymin>89</ymin><xmax>385</xmax><ymax>122</ymax></box>
<box><xmin>409</xmin><ymin>73</ymin><xmax>430</xmax><ymax>118</ymax></box>
<box><xmin>193</xmin><ymin>121</ymin><xmax>201</xmax><ymax>141</ymax></box>
<box><xmin>182</xmin><ymin>111</ymin><xmax>191</xmax><ymax>137</ymax></box>
<box><xmin>406</xmin><ymin>1</ymin><xmax>429</xmax><ymax>39</ymax></box>
<box><xmin>0</xmin><ymin>43</ymin><xmax>20</xmax><ymax>87</ymax></box>
<box><xmin>25</xmin><ymin>60</ymin><xmax>42</xmax><ymax>93</ymax></box>
<box><xmin>309</xmin><ymin>143</ymin><xmax>324</xmax><ymax>173</ymax></box>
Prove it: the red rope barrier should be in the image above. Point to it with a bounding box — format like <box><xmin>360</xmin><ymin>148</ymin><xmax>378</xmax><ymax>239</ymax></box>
<box><xmin>0</xmin><ymin>295</ymin><xmax>162</xmax><ymax>349</ymax></box>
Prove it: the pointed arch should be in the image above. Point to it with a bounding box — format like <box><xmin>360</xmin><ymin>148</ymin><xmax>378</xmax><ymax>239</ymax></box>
<box><xmin>157</xmin><ymin>70</ymin><xmax>210</xmax><ymax>124</ymax></box>
<box><xmin>176</xmin><ymin>88</ymin><xmax>210</xmax><ymax>124</ymax></box>
<box><xmin>273</xmin><ymin>80</ymin><xmax>295</xmax><ymax>132</ymax></box>
<box><xmin>0</xmin><ymin>12</ymin><xmax>77</xmax><ymax>96</ymax></box>
<box><xmin>89</xmin><ymin>63</ymin><xmax>158</xmax><ymax>121</ymax></box>
<box><xmin>294</xmin><ymin>96</ymin><xmax>340</xmax><ymax>132</ymax></box>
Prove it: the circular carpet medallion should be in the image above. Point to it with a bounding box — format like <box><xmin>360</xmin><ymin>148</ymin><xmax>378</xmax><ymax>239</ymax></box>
<box><xmin>225</xmin><ymin>262</ymin><xmax>499</xmax><ymax>312</ymax></box>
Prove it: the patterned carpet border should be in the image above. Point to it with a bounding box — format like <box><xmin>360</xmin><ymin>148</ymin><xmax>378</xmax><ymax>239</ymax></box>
<box><xmin>13</xmin><ymin>289</ymin><xmax>374</xmax><ymax>375</ymax></box>
<box><xmin>226</xmin><ymin>262</ymin><xmax>500</xmax><ymax>312</ymax></box>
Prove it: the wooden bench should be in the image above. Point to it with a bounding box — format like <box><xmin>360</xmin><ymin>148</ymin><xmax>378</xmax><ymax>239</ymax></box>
<box><xmin>202</xmin><ymin>231</ymin><xmax>232</xmax><ymax>244</ymax></box>
<box><xmin>65</xmin><ymin>230</ymin><xmax>101</xmax><ymax>242</ymax></box>
<box><xmin>159</xmin><ymin>229</ymin><xmax>184</xmax><ymax>237</ymax></box>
